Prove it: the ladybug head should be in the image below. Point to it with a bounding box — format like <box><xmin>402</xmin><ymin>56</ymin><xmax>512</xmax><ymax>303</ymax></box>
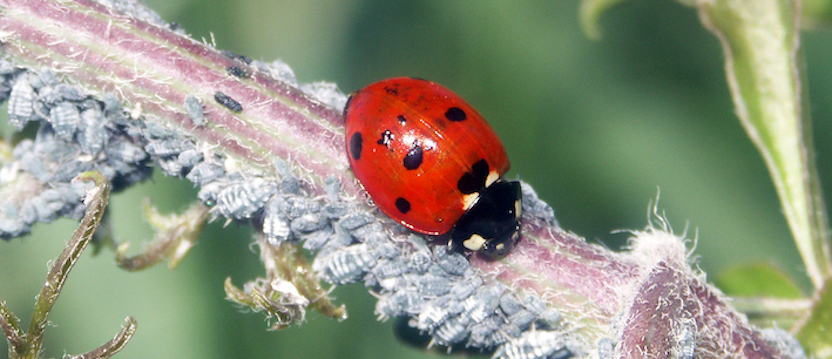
<box><xmin>451</xmin><ymin>180</ymin><xmax>522</xmax><ymax>258</ymax></box>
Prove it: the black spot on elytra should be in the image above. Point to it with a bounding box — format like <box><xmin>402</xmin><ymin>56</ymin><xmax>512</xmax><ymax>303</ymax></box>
<box><xmin>395</xmin><ymin>197</ymin><xmax>411</xmax><ymax>214</ymax></box>
<box><xmin>377</xmin><ymin>130</ymin><xmax>394</xmax><ymax>148</ymax></box>
<box><xmin>445</xmin><ymin>107</ymin><xmax>466</xmax><ymax>122</ymax></box>
<box><xmin>403</xmin><ymin>143</ymin><xmax>423</xmax><ymax>170</ymax></box>
<box><xmin>384</xmin><ymin>86</ymin><xmax>399</xmax><ymax>95</ymax></box>
<box><xmin>397</xmin><ymin>115</ymin><xmax>406</xmax><ymax>125</ymax></box>
<box><xmin>349</xmin><ymin>132</ymin><xmax>363</xmax><ymax>160</ymax></box>
<box><xmin>457</xmin><ymin>159</ymin><xmax>490</xmax><ymax>194</ymax></box>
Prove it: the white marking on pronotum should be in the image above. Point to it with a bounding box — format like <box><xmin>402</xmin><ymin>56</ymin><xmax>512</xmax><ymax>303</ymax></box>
<box><xmin>485</xmin><ymin>171</ymin><xmax>499</xmax><ymax>187</ymax></box>
<box><xmin>463</xmin><ymin>234</ymin><xmax>487</xmax><ymax>251</ymax></box>
<box><xmin>462</xmin><ymin>192</ymin><xmax>480</xmax><ymax>211</ymax></box>
<box><xmin>515</xmin><ymin>199</ymin><xmax>522</xmax><ymax>217</ymax></box>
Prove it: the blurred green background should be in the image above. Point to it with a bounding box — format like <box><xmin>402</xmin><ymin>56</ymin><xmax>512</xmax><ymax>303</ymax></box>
<box><xmin>1</xmin><ymin>1</ymin><xmax>830</xmax><ymax>358</ymax></box>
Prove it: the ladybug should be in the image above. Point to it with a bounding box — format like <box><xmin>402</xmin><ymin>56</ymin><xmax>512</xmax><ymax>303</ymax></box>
<box><xmin>344</xmin><ymin>77</ymin><xmax>522</xmax><ymax>257</ymax></box>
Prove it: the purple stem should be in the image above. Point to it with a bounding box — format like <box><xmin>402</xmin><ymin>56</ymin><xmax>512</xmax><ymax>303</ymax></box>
<box><xmin>0</xmin><ymin>0</ymin><xmax>802</xmax><ymax>357</ymax></box>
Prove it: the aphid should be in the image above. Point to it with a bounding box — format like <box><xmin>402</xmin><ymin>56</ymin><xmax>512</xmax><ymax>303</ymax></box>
<box><xmin>521</xmin><ymin>184</ymin><xmax>557</xmax><ymax>225</ymax></box>
<box><xmin>54</xmin><ymin>84</ymin><xmax>85</xmax><ymax>101</ymax></box>
<box><xmin>145</xmin><ymin>138</ymin><xmax>192</xmax><ymax>157</ymax></box>
<box><xmin>371</xmin><ymin>257</ymin><xmax>409</xmax><ymax>279</ymax></box>
<box><xmin>157</xmin><ymin>158</ymin><xmax>184</xmax><ymax>176</ymax></box>
<box><xmin>51</xmin><ymin>160</ymin><xmax>94</xmax><ymax>183</ymax></box>
<box><xmin>499</xmin><ymin>295</ymin><xmax>524</xmax><ymax>317</ymax></box>
<box><xmin>0</xmin><ymin>60</ymin><xmax>15</xmax><ymax>75</ymax></box>
<box><xmin>301</xmin><ymin>228</ymin><xmax>334</xmax><ymax>251</ymax></box>
<box><xmin>321</xmin><ymin>202</ymin><xmax>350</xmax><ymax>219</ymax></box>
<box><xmin>0</xmin><ymin>216</ymin><xmax>26</xmax><ymax>237</ymax></box>
<box><xmin>102</xmin><ymin>94</ymin><xmax>123</xmax><ymax>118</ymax></box>
<box><xmin>78</xmin><ymin>107</ymin><xmax>107</xmax><ymax>154</ymax></box>
<box><xmin>210</xmin><ymin>178</ymin><xmax>277</xmax><ymax>219</ymax></box>
<box><xmin>417</xmin><ymin>274</ymin><xmax>453</xmax><ymax>297</ymax></box>
<box><xmin>144</xmin><ymin>121</ymin><xmax>178</xmax><ymax>139</ymax></box>
<box><xmin>315</xmin><ymin>243</ymin><xmax>378</xmax><ymax>285</ymax></box>
<box><xmin>434</xmin><ymin>249</ymin><xmax>469</xmax><ymax>276</ymax></box>
<box><xmin>523</xmin><ymin>294</ymin><xmax>547</xmax><ymax>316</ymax></box>
<box><xmin>494</xmin><ymin>330</ymin><xmax>568</xmax><ymax>359</ymax></box>
<box><xmin>8</xmin><ymin>77</ymin><xmax>35</xmax><ymax>129</ymax></box>
<box><xmin>468</xmin><ymin>314</ymin><xmax>506</xmax><ymax>348</ymax></box>
<box><xmin>375</xmin><ymin>242</ymin><xmax>401</xmax><ymax>259</ymax></box>
<box><xmin>280</xmin><ymin>196</ymin><xmax>321</xmax><ymax>219</ymax></box>
<box><xmin>185</xmin><ymin>162</ymin><xmax>225</xmax><ymax>186</ymax></box>
<box><xmin>463</xmin><ymin>285</ymin><xmax>504</xmax><ymax>324</ymax></box>
<box><xmin>408</xmin><ymin>252</ymin><xmax>432</xmax><ymax>274</ymax></box>
<box><xmin>432</xmin><ymin>315</ymin><xmax>470</xmax><ymax>347</ymax></box>
<box><xmin>262</xmin><ymin>198</ymin><xmax>290</xmax><ymax>239</ymax></box>
<box><xmin>375</xmin><ymin>291</ymin><xmax>412</xmax><ymax>320</ymax></box>
<box><xmin>221</xmin><ymin>50</ymin><xmax>253</xmax><ymax>64</ymax></box>
<box><xmin>49</xmin><ymin>102</ymin><xmax>81</xmax><ymax>141</ymax></box>
<box><xmin>105</xmin><ymin>140</ymin><xmax>148</xmax><ymax>164</ymax></box>
<box><xmin>214</xmin><ymin>91</ymin><xmax>243</xmax><ymax>113</ymax></box>
<box><xmin>449</xmin><ymin>275</ymin><xmax>483</xmax><ymax>301</ymax></box>
<box><xmin>300</xmin><ymin>81</ymin><xmax>347</xmax><ymax>110</ymax></box>
<box><xmin>417</xmin><ymin>300</ymin><xmax>452</xmax><ymax>332</ymax></box>
<box><xmin>226</xmin><ymin>66</ymin><xmax>250</xmax><ymax>79</ymax></box>
<box><xmin>177</xmin><ymin>149</ymin><xmax>204</xmax><ymax>168</ymax></box>
<box><xmin>184</xmin><ymin>95</ymin><xmax>205</xmax><ymax>127</ymax></box>
<box><xmin>338</xmin><ymin>212</ymin><xmax>374</xmax><ymax>230</ymax></box>
<box><xmin>509</xmin><ymin>310</ymin><xmax>536</xmax><ymax>329</ymax></box>
<box><xmin>673</xmin><ymin>322</ymin><xmax>696</xmax><ymax>359</ymax></box>
<box><xmin>535</xmin><ymin>309</ymin><xmax>561</xmax><ymax>329</ymax></box>
<box><xmin>290</xmin><ymin>212</ymin><xmax>327</xmax><ymax>233</ymax></box>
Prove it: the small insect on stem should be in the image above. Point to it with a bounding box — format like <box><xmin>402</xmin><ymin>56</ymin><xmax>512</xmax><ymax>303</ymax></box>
<box><xmin>214</xmin><ymin>91</ymin><xmax>243</xmax><ymax>113</ymax></box>
<box><xmin>226</xmin><ymin>66</ymin><xmax>250</xmax><ymax>79</ymax></box>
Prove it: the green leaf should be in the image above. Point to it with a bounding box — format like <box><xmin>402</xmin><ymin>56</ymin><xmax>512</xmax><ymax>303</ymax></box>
<box><xmin>798</xmin><ymin>278</ymin><xmax>832</xmax><ymax>358</ymax></box>
<box><xmin>802</xmin><ymin>0</ymin><xmax>832</xmax><ymax>28</ymax></box>
<box><xmin>578</xmin><ymin>0</ymin><xmax>633</xmax><ymax>40</ymax></box>
<box><xmin>716</xmin><ymin>262</ymin><xmax>803</xmax><ymax>298</ymax></box>
<box><xmin>697</xmin><ymin>0</ymin><xmax>832</xmax><ymax>289</ymax></box>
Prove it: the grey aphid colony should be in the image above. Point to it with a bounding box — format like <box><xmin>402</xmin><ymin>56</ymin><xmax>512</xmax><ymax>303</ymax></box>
<box><xmin>0</xmin><ymin>57</ymin><xmax>574</xmax><ymax>358</ymax></box>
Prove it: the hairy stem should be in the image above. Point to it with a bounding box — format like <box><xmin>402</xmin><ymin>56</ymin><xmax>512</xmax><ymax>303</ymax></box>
<box><xmin>0</xmin><ymin>300</ymin><xmax>26</xmax><ymax>357</ymax></box>
<box><xmin>24</xmin><ymin>171</ymin><xmax>109</xmax><ymax>357</ymax></box>
<box><xmin>0</xmin><ymin>1</ymin><xmax>806</xmax><ymax>357</ymax></box>
<box><xmin>0</xmin><ymin>0</ymin><xmax>355</xmax><ymax>196</ymax></box>
<box><xmin>66</xmin><ymin>316</ymin><xmax>137</xmax><ymax>359</ymax></box>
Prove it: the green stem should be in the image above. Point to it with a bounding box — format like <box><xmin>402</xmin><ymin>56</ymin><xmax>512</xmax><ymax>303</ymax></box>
<box><xmin>1</xmin><ymin>300</ymin><xmax>27</xmax><ymax>357</ymax></box>
<box><xmin>24</xmin><ymin>172</ymin><xmax>110</xmax><ymax>358</ymax></box>
<box><xmin>66</xmin><ymin>316</ymin><xmax>137</xmax><ymax>359</ymax></box>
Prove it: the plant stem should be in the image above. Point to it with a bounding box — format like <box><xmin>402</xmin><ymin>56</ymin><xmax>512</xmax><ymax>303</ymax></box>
<box><xmin>0</xmin><ymin>0</ymin><xmax>356</xmax><ymax>197</ymax></box>
<box><xmin>0</xmin><ymin>300</ymin><xmax>27</xmax><ymax>357</ymax></box>
<box><xmin>0</xmin><ymin>1</ymin><xmax>808</xmax><ymax>357</ymax></box>
<box><xmin>24</xmin><ymin>171</ymin><xmax>109</xmax><ymax>358</ymax></box>
<box><xmin>66</xmin><ymin>316</ymin><xmax>137</xmax><ymax>359</ymax></box>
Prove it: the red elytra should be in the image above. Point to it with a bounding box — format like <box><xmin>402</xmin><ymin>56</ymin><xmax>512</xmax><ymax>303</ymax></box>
<box><xmin>344</xmin><ymin>77</ymin><xmax>510</xmax><ymax>236</ymax></box>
